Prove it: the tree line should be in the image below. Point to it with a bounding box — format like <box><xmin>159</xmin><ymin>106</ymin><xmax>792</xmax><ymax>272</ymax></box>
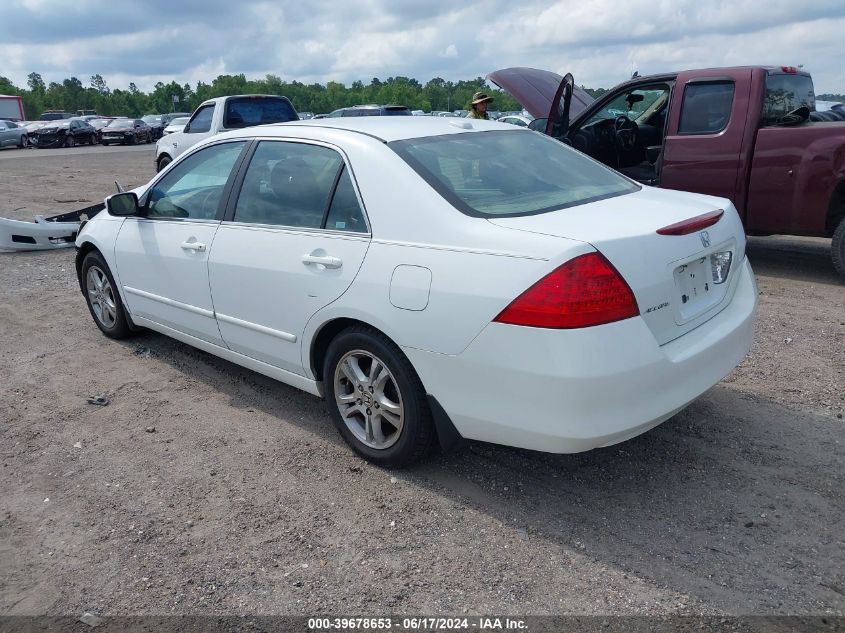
<box><xmin>0</xmin><ymin>72</ymin><xmax>610</xmax><ymax>120</ymax></box>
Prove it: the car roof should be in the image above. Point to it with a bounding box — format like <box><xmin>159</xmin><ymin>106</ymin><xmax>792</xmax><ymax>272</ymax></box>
<box><xmin>233</xmin><ymin>116</ymin><xmax>521</xmax><ymax>143</ymax></box>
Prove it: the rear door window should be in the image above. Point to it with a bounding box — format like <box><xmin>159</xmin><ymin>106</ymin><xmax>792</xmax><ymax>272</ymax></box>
<box><xmin>232</xmin><ymin>141</ymin><xmax>367</xmax><ymax>232</ymax></box>
<box><xmin>324</xmin><ymin>167</ymin><xmax>367</xmax><ymax>233</ymax></box>
<box><xmin>233</xmin><ymin>141</ymin><xmax>343</xmax><ymax>229</ymax></box>
<box><xmin>678</xmin><ymin>81</ymin><xmax>735</xmax><ymax>135</ymax></box>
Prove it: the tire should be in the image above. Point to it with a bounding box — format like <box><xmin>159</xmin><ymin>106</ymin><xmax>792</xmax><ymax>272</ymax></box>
<box><xmin>81</xmin><ymin>251</ymin><xmax>133</xmax><ymax>340</ymax></box>
<box><xmin>146</xmin><ymin>132</ymin><xmax>153</xmax><ymax>144</ymax></box>
<box><xmin>156</xmin><ymin>155</ymin><xmax>172</xmax><ymax>172</ymax></box>
<box><xmin>89</xmin><ymin>134</ymin><xmax>95</xmax><ymax>145</ymax></box>
<box><xmin>832</xmin><ymin>216</ymin><xmax>845</xmax><ymax>277</ymax></box>
<box><xmin>65</xmin><ymin>135</ymin><xmax>75</xmax><ymax>148</ymax></box>
<box><xmin>18</xmin><ymin>135</ymin><xmax>26</xmax><ymax>148</ymax></box>
<box><xmin>323</xmin><ymin>325</ymin><xmax>436</xmax><ymax>467</ymax></box>
<box><xmin>129</xmin><ymin>134</ymin><xmax>136</xmax><ymax>146</ymax></box>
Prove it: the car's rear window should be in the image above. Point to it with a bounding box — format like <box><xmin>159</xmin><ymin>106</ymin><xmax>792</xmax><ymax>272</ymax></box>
<box><xmin>223</xmin><ymin>97</ymin><xmax>299</xmax><ymax>129</ymax></box>
<box><xmin>762</xmin><ymin>73</ymin><xmax>815</xmax><ymax>125</ymax></box>
<box><xmin>390</xmin><ymin>130</ymin><xmax>639</xmax><ymax>217</ymax></box>
<box><xmin>383</xmin><ymin>106</ymin><xmax>411</xmax><ymax>116</ymax></box>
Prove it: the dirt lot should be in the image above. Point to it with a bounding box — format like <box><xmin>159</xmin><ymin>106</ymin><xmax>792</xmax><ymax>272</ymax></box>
<box><xmin>0</xmin><ymin>145</ymin><xmax>843</xmax><ymax>619</ymax></box>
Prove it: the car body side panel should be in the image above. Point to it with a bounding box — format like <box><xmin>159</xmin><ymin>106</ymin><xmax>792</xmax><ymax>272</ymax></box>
<box><xmin>745</xmin><ymin>123</ymin><xmax>845</xmax><ymax>235</ymax></box>
<box><xmin>209</xmin><ymin>226</ymin><xmax>371</xmax><ymax>375</ymax></box>
<box><xmin>113</xmin><ymin>218</ymin><xmax>224</xmax><ymax>345</ymax></box>
<box><xmin>301</xmin><ymin>237</ymin><xmax>593</xmax><ymax>376</ymax></box>
<box><xmin>661</xmin><ymin>68</ymin><xmax>753</xmax><ymax>204</ymax></box>
<box><xmin>74</xmin><ymin>213</ymin><xmax>125</xmax><ymax>288</ymax></box>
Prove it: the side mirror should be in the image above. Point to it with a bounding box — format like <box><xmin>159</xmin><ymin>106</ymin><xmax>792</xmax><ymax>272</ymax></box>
<box><xmin>107</xmin><ymin>192</ymin><xmax>140</xmax><ymax>217</ymax></box>
<box><xmin>528</xmin><ymin>118</ymin><xmax>549</xmax><ymax>133</ymax></box>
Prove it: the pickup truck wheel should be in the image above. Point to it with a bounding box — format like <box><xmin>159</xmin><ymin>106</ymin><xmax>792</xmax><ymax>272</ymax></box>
<box><xmin>832</xmin><ymin>217</ymin><xmax>845</xmax><ymax>277</ymax></box>
<box><xmin>157</xmin><ymin>155</ymin><xmax>172</xmax><ymax>172</ymax></box>
<box><xmin>81</xmin><ymin>251</ymin><xmax>133</xmax><ymax>340</ymax></box>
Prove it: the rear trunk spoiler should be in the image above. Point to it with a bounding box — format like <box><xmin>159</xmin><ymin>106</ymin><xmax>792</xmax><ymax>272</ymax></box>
<box><xmin>0</xmin><ymin>202</ymin><xmax>104</xmax><ymax>252</ymax></box>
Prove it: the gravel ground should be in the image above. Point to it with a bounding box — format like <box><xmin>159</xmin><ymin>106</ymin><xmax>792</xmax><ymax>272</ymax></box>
<box><xmin>0</xmin><ymin>145</ymin><xmax>843</xmax><ymax>619</ymax></box>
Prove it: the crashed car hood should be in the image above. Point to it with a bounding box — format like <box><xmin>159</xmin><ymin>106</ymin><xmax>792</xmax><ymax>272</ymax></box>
<box><xmin>487</xmin><ymin>67</ymin><xmax>594</xmax><ymax>121</ymax></box>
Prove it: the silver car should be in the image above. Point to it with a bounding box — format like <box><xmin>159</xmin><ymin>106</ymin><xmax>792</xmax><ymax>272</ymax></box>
<box><xmin>0</xmin><ymin>120</ymin><xmax>28</xmax><ymax>148</ymax></box>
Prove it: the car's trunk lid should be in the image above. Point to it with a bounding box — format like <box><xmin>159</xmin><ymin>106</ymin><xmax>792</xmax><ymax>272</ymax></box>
<box><xmin>489</xmin><ymin>187</ymin><xmax>747</xmax><ymax>345</ymax></box>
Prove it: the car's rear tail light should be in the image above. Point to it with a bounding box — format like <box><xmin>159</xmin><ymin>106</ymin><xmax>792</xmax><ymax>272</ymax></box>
<box><xmin>656</xmin><ymin>209</ymin><xmax>724</xmax><ymax>236</ymax></box>
<box><xmin>494</xmin><ymin>253</ymin><xmax>639</xmax><ymax>329</ymax></box>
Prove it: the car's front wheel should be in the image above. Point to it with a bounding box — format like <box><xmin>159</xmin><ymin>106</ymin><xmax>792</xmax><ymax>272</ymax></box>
<box><xmin>65</xmin><ymin>135</ymin><xmax>75</xmax><ymax>148</ymax></box>
<box><xmin>81</xmin><ymin>251</ymin><xmax>133</xmax><ymax>339</ymax></box>
<box><xmin>156</xmin><ymin>155</ymin><xmax>172</xmax><ymax>172</ymax></box>
<box><xmin>833</xmin><ymin>216</ymin><xmax>845</xmax><ymax>277</ymax></box>
<box><xmin>323</xmin><ymin>326</ymin><xmax>435</xmax><ymax>467</ymax></box>
<box><xmin>18</xmin><ymin>135</ymin><xmax>27</xmax><ymax>148</ymax></box>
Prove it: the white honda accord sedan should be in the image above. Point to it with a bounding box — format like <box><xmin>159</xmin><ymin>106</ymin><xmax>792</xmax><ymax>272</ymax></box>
<box><xmin>75</xmin><ymin>117</ymin><xmax>757</xmax><ymax>466</ymax></box>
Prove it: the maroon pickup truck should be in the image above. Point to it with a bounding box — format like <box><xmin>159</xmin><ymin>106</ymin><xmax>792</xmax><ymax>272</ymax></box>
<box><xmin>489</xmin><ymin>66</ymin><xmax>845</xmax><ymax>276</ymax></box>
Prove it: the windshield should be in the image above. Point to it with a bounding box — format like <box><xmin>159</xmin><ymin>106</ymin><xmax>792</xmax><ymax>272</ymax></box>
<box><xmin>142</xmin><ymin>115</ymin><xmax>163</xmax><ymax>124</ymax></box>
<box><xmin>586</xmin><ymin>86</ymin><xmax>670</xmax><ymax>125</ymax></box>
<box><xmin>167</xmin><ymin>117</ymin><xmax>189</xmax><ymax>126</ymax></box>
<box><xmin>391</xmin><ymin>130</ymin><xmax>639</xmax><ymax>217</ymax></box>
<box><xmin>107</xmin><ymin>119</ymin><xmax>134</xmax><ymax>128</ymax></box>
<box><xmin>90</xmin><ymin>119</ymin><xmax>111</xmax><ymax>127</ymax></box>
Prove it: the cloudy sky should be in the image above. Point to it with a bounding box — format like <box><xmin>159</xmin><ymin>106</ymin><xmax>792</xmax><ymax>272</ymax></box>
<box><xmin>2</xmin><ymin>0</ymin><xmax>844</xmax><ymax>94</ymax></box>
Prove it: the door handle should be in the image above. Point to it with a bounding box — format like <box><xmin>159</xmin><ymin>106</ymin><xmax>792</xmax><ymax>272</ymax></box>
<box><xmin>180</xmin><ymin>241</ymin><xmax>206</xmax><ymax>252</ymax></box>
<box><xmin>302</xmin><ymin>254</ymin><xmax>342</xmax><ymax>269</ymax></box>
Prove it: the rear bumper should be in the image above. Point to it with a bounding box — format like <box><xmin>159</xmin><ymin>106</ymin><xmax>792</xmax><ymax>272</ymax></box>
<box><xmin>405</xmin><ymin>258</ymin><xmax>757</xmax><ymax>453</ymax></box>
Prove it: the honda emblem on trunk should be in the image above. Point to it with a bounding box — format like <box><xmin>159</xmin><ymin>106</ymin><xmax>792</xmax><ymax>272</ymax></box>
<box><xmin>700</xmin><ymin>231</ymin><xmax>711</xmax><ymax>248</ymax></box>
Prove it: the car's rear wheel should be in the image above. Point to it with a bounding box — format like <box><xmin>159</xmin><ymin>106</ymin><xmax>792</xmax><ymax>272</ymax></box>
<box><xmin>323</xmin><ymin>326</ymin><xmax>435</xmax><ymax>467</ymax></box>
<box><xmin>18</xmin><ymin>135</ymin><xmax>26</xmax><ymax>148</ymax></box>
<box><xmin>129</xmin><ymin>134</ymin><xmax>136</xmax><ymax>146</ymax></box>
<box><xmin>832</xmin><ymin>216</ymin><xmax>845</xmax><ymax>277</ymax></box>
<box><xmin>157</xmin><ymin>155</ymin><xmax>172</xmax><ymax>172</ymax></box>
<box><xmin>81</xmin><ymin>251</ymin><xmax>132</xmax><ymax>339</ymax></box>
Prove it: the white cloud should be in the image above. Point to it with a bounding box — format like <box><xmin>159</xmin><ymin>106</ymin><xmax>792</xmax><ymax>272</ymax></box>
<box><xmin>0</xmin><ymin>0</ymin><xmax>842</xmax><ymax>94</ymax></box>
<box><xmin>439</xmin><ymin>44</ymin><xmax>458</xmax><ymax>58</ymax></box>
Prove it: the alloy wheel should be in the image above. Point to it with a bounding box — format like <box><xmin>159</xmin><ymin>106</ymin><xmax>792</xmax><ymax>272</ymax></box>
<box><xmin>86</xmin><ymin>266</ymin><xmax>117</xmax><ymax>328</ymax></box>
<box><xmin>333</xmin><ymin>350</ymin><xmax>404</xmax><ymax>450</ymax></box>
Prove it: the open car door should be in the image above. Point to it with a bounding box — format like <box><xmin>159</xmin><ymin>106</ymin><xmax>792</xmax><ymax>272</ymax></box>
<box><xmin>487</xmin><ymin>67</ymin><xmax>594</xmax><ymax>136</ymax></box>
